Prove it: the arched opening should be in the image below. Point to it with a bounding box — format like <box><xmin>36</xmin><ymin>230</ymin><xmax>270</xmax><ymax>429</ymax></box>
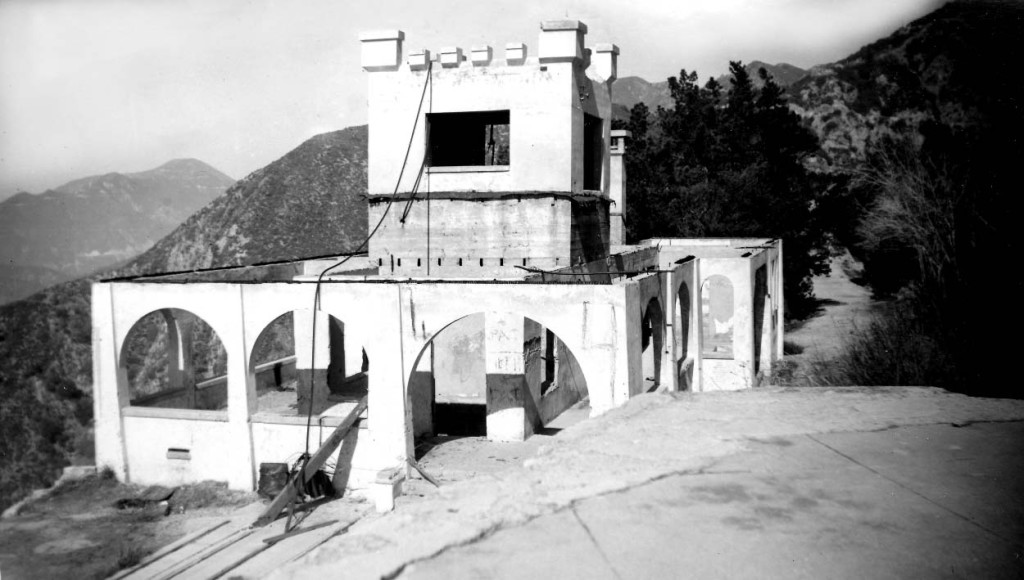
<box><xmin>407</xmin><ymin>312</ymin><xmax>589</xmax><ymax>453</ymax></box>
<box><xmin>676</xmin><ymin>283</ymin><xmax>692</xmax><ymax>390</ymax></box>
<box><xmin>752</xmin><ymin>265</ymin><xmax>770</xmax><ymax>378</ymax></box>
<box><xmin>120</xmin><ymin>308</ymin><xmax>227</xmax><ymax>410</ymax></box>
<box><xmin>641</xmin><ymin>298</ymin><xmax>664</xmax><ymax>392</ymax></box>
<box><xmin>249</xmin><ymin>310</ymin><xmax>369</xmax><ymax>417</ymax></box>
<box><xmin>702</xmin><ymin>275</ymin><xmax>735</xmax><ymax>359</ymax></box>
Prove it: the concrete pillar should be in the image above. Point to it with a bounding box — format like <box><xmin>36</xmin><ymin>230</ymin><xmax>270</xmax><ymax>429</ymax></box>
<box><xmin>294</xmin><ymin>310</ymin><xmax>330</xmax><ymax>415</ymax></box>
<box><xmin>662</xmin><ymin>278</ymin><xmax>679</xmax><ymax>391</ymax></box>
<box><xmin>226</xmin><ymin>287</ymin><xmax>257</xmax><ymax>490</ymax></box>
<box><xmin>609</xmin><ymin>130</ymin><xmax>630</xmax><ymax>246</ymax></box>
<box><xmin>583</xmin><ymin>299</ymin><xmax>627</xmax><ymax>414</ymax></box>
<box><xmin>366</xmin><ymin>286</ymin><xmax>414</xmax><ymax>470</ymax></box>
<box><xmin>692</xmin><ymin>259</ymin><xmax>705</xmax><ymax>392</ymax></box>
<box><xmin>92</xmin><ymin>283</ymin><xmax>129</xmax><ymax>480</ymax></box>
<box><xmin>760</xmin><ymin>294</ymin><xmax>774</xmax><ymax>380</ymax></box>
<box><xmin>485</xmin><ymin>312</ymin><xmax>531</xmax><ymax>442</ymax></box>
<box><xmin>775</xmin><ymin>241</ymin><xmax>785</xmax><ymax>360</ymax></box>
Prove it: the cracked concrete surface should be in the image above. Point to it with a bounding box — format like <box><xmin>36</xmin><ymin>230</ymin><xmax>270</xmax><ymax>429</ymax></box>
<box><xmin>269</xmin><ymin>387</ymin><xmax>1024</xmax><ymax>579</ymax></box>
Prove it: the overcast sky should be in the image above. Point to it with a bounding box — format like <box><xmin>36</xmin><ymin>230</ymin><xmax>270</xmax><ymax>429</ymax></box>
<box><xmin>0</xmin><ymin>0</ymin><xmax>942</xmax><ymax>199</ymax></box>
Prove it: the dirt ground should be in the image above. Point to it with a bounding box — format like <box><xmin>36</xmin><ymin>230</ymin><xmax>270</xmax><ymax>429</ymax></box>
<box><xmin>0</xmin><ymin>474</ymin><xmax>258</xmax><ymax>580</ymax></box>
<box><xmin>777</xmin><ymin>253</ymin><xmax>883</xmax><ymax>385</ymax></box>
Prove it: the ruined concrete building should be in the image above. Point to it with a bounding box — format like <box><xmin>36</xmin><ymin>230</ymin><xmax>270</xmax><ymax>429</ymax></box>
<box><xmin>91</xmin><ymin>20</ymin><xmax>784</xmax><ymax>498</ymax></box>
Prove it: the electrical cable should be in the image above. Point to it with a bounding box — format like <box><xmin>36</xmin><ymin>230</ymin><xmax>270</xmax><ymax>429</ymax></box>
<box><xmin>295</xmin><ymin>60</ymin><xmax>434</xmax><ymax>490</ymax></box>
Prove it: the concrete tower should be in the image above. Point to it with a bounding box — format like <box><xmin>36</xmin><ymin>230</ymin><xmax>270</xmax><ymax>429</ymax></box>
<box><xmin>360</xmin><ymin>21</ymin><xmax>620</xmax><ymax>277</ymax></box>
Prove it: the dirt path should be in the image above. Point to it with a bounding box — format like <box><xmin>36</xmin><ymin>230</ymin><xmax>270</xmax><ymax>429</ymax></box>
<box><xmin>781</xmin><ymin>254</ymin><xmax>882</xmax><ymax>384</ymax></box>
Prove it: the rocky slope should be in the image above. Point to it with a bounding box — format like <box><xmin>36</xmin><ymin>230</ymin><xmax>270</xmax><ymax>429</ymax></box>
<box><xmin>787</xmin><ymin>0</ymin><xmax>1024</xmax><ymax>170</ymax></box>
<box><xmin>0</xmin><ymin>159</ymin><xmax>233</xmax><ymax>304</ymax></box>
<box><xmin>119</xmin><ymin>126</ymin><xmax>368</xmax><ymax>276</ymax></box>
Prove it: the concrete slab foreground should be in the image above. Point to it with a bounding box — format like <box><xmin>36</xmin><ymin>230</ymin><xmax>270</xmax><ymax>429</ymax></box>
<box><xmin>269</xmin><ymin>388</ymin><xmax>1024</xmax><ymax>580</ymax></box>
<box><xmin>406</xmin><ymin>424</ymin><xmax>1024</xmax><ymax>579</ymax></box>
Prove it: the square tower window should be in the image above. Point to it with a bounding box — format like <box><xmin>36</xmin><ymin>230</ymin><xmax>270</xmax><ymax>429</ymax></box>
<box><xmin>427</xmin><ymin>111</ymin><xmax>510</xmax><ymax>167</ymax></box>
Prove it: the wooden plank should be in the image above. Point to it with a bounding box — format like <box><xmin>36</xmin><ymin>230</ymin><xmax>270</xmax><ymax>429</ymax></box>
<box><xmin>407</xmin><ymin>459</ymin><xmax>441</xmax><ymax>487</ymax></box>
<box><xmin>230</xmin><ymin>518</ymin><xmax>358</xmax><ymax>577</ymax></box>
<box><xmin>110</xmin><ymin>520</ymin><xmax>230</xmax><ymax>579</ymax></box>
<box><xmin>262</xmin><ymin>520</ymin><xmax>337</xmax><ymax>545</ymax></box>
<box><xmin>253</xmin><ymin>396</ymin><xmax>367</xmax><ymax>527</ymax></box>
<box><xmin>149</xmin><ymin>527</ymin><xmax>255</xmax><ymax>580</ymax></box>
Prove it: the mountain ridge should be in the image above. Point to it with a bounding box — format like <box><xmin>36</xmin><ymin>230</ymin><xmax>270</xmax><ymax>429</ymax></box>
<box><xmin>0</xmin><ymin>158</ymin><xmax>234</xmax><ymax>303</ymax></box>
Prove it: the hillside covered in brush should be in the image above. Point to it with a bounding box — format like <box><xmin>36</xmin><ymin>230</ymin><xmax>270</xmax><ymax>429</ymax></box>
<box><xmin>789</xmin><ymin>0</ymin><xmax>1024</xmax><ymax>170</ymax></box>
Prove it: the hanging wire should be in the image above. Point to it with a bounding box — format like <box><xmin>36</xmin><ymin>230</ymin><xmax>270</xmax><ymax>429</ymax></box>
<box><xmin>296</xmin><ymin>60</ymin><xmax>435</xmax><ymax>485</ymax></box>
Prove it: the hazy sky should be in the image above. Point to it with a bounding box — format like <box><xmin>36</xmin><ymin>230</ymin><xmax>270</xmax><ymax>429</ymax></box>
<box><xmin>0</xmin><ymin>0</ymin><xmax>942</xmax><ymax>199</ymax></box>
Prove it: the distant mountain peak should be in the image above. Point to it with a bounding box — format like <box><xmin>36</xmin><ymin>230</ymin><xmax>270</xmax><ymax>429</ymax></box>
<box><xmin>0</xmin><ymin>158</ymin><xmax>235</xmax><ymax>303</ymax></box>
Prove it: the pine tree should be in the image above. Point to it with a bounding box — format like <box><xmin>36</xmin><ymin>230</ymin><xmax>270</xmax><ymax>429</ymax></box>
<box><xmin>622</xmin><ymin>63</ymin><xmax>829</xmax><ymax>318</ymax></box>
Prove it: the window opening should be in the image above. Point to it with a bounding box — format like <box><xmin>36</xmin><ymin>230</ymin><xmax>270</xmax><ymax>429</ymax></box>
<box><xmin>427</xmin><ymin>110</ymin><xmax>510</xmax><ymax>167</ymax></box>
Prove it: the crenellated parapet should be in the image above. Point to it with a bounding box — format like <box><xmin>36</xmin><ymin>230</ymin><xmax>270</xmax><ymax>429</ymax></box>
<box><xmin>359</xmin><ymin>20</ymin><xmax>620</xmax><ymax>198</ymax></box>
<box><xmin>359</xmin><ymin>19</ymin><xmax>622</xmax><ymax>277</ymax></box>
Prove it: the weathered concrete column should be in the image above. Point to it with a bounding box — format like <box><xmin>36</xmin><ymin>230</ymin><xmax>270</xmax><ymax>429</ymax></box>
<box><xmin>582</xmin><ymin>299</ymin><xmax>627</xmax><ymax>415</ymax></box>
<box><xmin>662</xmin><ymin>277</ymin><xmax>680</xmax><ymax>391</ymax></box>
<box><xmin>294</xmin><ymin>309</ymin><xmax>330</xmax><ymax>415</ymax></box>
<box><xmin>692</xmin><ymin>259</ymin><xmax>705</xmax><ymax>392</ymax></box>
<box><xmin>485</xmin><ymin>312</ymin><xmax>531</xmax><ymax>442</ymax></box>
<box><xmin>226</xmin><ymin>288</ymin><xmax>257</xmax><ymax>490</ymax></box>
<box><xmin>92</xmin><ymin>283</ymin><xmax>129</xmax><ymax>480</ymax></box>
<box><xmin>775</xmin><ymin>241</ymin><xmax>785</xmax><ymax>360</ymax></box>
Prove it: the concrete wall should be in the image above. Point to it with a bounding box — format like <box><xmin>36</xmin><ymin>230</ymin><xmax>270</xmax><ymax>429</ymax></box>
<box><xmin>367</xmin><ymin>197</ymin><xmax>589</xmax><ymax>277</ymax></box>
<box><xmin>364</xmin><ymin>55</ymin><xmax>612</xmax><ymax>197</ymax></box>
<box><xmin>93</xmin><ymin>278</ymin><xmax>634</xmax><ymax>491</ymax></box>
<box><xmin>432</xmin><ymin>314</ymin><xmax>485</xmax><ymax>402</ymax></box>
<box><xmin>653</xmin><ymin>240</ymin><xmax>782</xmax><ymax>392</ymax></box>
<box><xmin>362</xmin><ymin>23</ymin><xmax>615</xmax><ymax>278</ymax></box>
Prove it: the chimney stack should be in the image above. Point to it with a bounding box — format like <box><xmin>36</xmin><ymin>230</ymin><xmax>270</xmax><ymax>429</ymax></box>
<box><xmin>610</xmin><ymin>129</ymin><xmax>631</xmax><ymax>246</ymax></box>
<box><xmin>593</xmin><ymin>44</ymin><xmax>619</xmax><ymax>82</ymax></box>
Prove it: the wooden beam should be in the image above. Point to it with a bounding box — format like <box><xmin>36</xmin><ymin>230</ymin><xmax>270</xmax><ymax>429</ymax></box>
<box><xmin>253</xmin><ymin>396</ymin><xmax>368</xmax><ymax>527</ymax></box>
<box><xmin>108</xmin><ymin>520</ymin><xmax>229</xmax><ymax>579</ymax></box>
